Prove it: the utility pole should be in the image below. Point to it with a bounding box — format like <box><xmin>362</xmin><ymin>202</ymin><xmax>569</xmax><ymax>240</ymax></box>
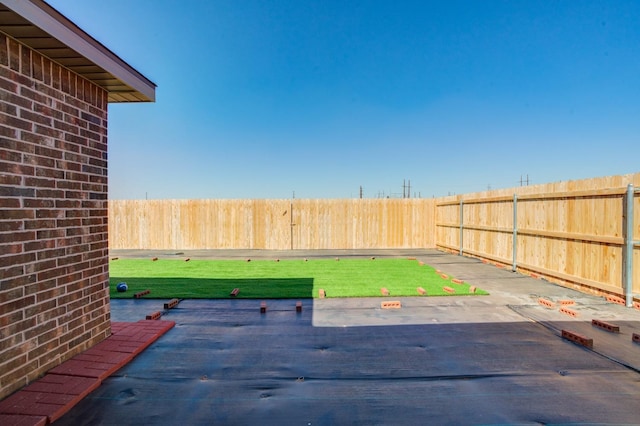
<box><xmin>359</xmin><ymin>186</ymin><xmax>363</xmax><ymax>199</ymax></box>
<box><xmin>519</xmin><ymin>175</ymin><xmax>530</xmax><ymax>186</ymax></box>
<box><xmin>402</xmin><ymin>179</ymin><xmax>411</xmax><ymax>198</ymax></box>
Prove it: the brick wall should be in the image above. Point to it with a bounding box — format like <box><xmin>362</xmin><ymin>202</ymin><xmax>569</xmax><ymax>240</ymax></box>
<box><xmin>1</xmin><ymin>32</ymin><xmax>111</xmax><ymax>399</ymax></box>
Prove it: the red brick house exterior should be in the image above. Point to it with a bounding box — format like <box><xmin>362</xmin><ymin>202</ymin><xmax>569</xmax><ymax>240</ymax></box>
<box><xmin>0</xmin><ymin>0</ymin><xmax>155</xmax><ymax>399</ymax></box>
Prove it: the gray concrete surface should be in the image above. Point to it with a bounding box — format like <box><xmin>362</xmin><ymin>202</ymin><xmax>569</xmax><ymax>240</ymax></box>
<box><xmin>56</xmin><ymin>249</ymin><xmax>640</xmax><ymax>425</ymax></box>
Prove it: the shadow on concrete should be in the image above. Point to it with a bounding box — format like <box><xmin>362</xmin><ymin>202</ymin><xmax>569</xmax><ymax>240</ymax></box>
<box><xmin>109</xmin><ymin>277</ymin><xmax>315</xmax><ymax>300</ymax></box>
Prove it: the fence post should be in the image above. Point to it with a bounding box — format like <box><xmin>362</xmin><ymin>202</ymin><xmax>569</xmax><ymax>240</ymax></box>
<box><xmin>623</xmin><ymin>184</ymin><xmax>635</xmax><ymax>307</ymax></box>
<box><xmin>512</xmin><ymin>194</ymin><xmax>518</xmax><ymax>272</ymax></box>
<box><xmin>459</xmin><ymin>199</ymin><xmax>464</xmax><ymax>256</ymax></box>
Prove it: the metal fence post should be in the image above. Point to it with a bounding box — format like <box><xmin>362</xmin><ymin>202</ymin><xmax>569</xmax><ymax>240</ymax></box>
<box><xmin>512</xmin><ymin>194</ymin><xmax>518</xmax><ymax>272</ymax></box>
<box><xmin>623</xmin><ymin>184</ymin><xmax>634</xmax><ymax>307</ymax></box>
<box><xmin>459</xmin><ymin>199</ymin><xmax>464</xmax><ymax>256</ymax></box>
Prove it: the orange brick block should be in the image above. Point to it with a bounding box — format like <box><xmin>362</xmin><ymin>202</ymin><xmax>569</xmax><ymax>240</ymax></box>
<box><xmin>605</xmin><ymin>295</ymin><xmax>626</xmax><ymax>306</ymax></box>
<box><xmin>591</xmin><ymin>319</ymin><xmax>620</xmax><ymax>333</ymax></box>
<box><xmin>559</xmin><ymin>299</ymin><xmax>575</xmax><ymax>306</ymax></box>
<box><xmin>381</xmin><ymin>301</ymin><xmax>401</xmax><ymax>309</ymax></box>
<box><xmin>407</xmin><ymin>257</ymin><xmax>416</xmax><ymax>260</ymax></box>
<box><xmin>538</xmin><ymin>298</ymin><xmax>555</xmax><ymax>309</ymax></box>
<box><xmin>417</xmin><ymin>287</ymin><xmax>426</xmax><ymax>295</ymax></box>
<box><xmin>260</xmin><ymin>301</ymin><xmax>267</xmax><ymax>313</ymax></box>
<box><xmin>380</xmin><ymin>287</ymin><xmax>389</xmax><ymax>296</ymax></box>
<box><xmin>451</xmin><ymin>278</ymin><xmax>464</xmax><ymax>284</ymax></box>
<box><xmin>164</xmin><ymin>298</ymin><xmax>179</xmax><ymax>310</ymax></box>
<box><xmin>134</xmin><ymin>290</ymin><xmax>150</xmax><ymax>299</ymax></box>
<box><xmin>562</xmin><ymin>330</ymin><xmax>593</xmax><ymax>349</ymax></box>
<box><xmin>443</xmin><ymin>286</ymin><xmax>455</xmax><ymax>294</ymax></box>
<box><xmin>145</xmin><ymin>311</ymin><xmax>162</xmax><ymax>320</ymax></box>
<box><xmin>440</xmin><ymin>273</ymin><xmax>449</xmax><ymax>280</ymax></box>
<box><xmin>296</xmin><ymin>301</ymin><xmax>302</xmax><ymax>312</ymax></box>
<box><xmin>184</xmin><ymin>258</ymin><xmax>190</xmax><ymax>262</ymax></box>
<box><xmin>230</xmin><ymin>288</ymin><xmax>240</xmax><ymax>297</ymax></box>
<box><xmin>633</xmin><ymin>301</ymin><xmax>640</xmax><ymax>310</ymax></box>
<box><xmin>633</xmin><ymin>333</ymin><xmax>640</xmax><ymax>344</ymax></box>
<box><xmin>152</xmin><ymin>257</ymin><xmax>158</xmax><ymax>261</ymax></box>
<box><xmin>469</xmin><ymin>286</ymin><xmax>477</xmax><ymax>293</ymax></box>
<box><xmin>111</xmin><ymin>257</ymin><xmax>119</xmax><ymax>261</ymax></box>
<box><xmin>319</xmin><ymin>289</ymin><xmax>325</xmax><ymax>299</ymax></box>
<box><xmin>559</xmin><ymin>307</ymin><xmax>578</xmax><ymax>317</ymax></box>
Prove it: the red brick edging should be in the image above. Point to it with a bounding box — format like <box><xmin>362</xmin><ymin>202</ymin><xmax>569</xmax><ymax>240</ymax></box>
<box><xmin>0</xmin><ymin>320</ymin><xmax>174</xmax><ymax>425</ymax></box>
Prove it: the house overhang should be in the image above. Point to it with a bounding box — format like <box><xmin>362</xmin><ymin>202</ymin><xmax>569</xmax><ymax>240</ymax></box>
<box><xmin>0</xmin><ymin>0</ymin><xmax>156</xmax><ymax>103</ymax></box>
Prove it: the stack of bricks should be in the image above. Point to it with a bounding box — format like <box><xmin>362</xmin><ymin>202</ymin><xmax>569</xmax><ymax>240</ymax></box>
<box><xmin>0</xmin><ymin>33</ymin><xmax>111</xmax><ymax>400</ymax></box>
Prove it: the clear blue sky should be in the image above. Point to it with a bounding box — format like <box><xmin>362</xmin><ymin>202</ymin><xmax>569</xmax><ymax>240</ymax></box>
<box><xmin>49</xmin><ymin>0</ymin><xmax>640</xmax><ymax>199</ymax></box>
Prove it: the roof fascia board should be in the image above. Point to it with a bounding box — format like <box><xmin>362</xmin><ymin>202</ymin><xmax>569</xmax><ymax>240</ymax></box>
<box><xmin>1</xmin><ymin>0</ymin><xmax>156</xmax><ymax>102</ymax></box>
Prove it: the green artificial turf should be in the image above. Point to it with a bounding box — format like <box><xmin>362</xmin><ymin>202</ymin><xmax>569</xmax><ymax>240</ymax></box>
<box><xmin>109</xmin><ymin>258</ymin><xmax>488</xmax><ymax>299</ymax></box>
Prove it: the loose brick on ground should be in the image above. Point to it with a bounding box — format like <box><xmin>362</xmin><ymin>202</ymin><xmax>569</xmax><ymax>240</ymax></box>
<box><xmin>134</xmin><ymin>290</ymin><xmax>150</xmax><ymax>299</ymax></box>
<box><xmin>145</xmin><ymin>311</ymin><xmax>162</xmax><ymax>320</ymax></box>
<box><xmin>605</xmin><ymin>295</ymin><xmax>626</xmax><ymax>306</ymax></box>
<box><xmin>591</xmin><ymin>319</ymin><xmax>620</xmax><ymax>333</ymax></box>
<box><xmin>561</xmin><ymin>330</ymin><xmax>593</xmax><ymax>349</ymax></box>
<box><xmin>559</xmin><ymin>307</ymin><xmax>578</xmax><ymax>318</ymax></box>
<box><xmin>164</xmin><ymin>298</ymin><xmax>180</xmax><ymax>309</ymax></box>
<box><xmin>538</xmin><ymin>298</ymin><xmax>555</xmax><ymax>309</ymax></box>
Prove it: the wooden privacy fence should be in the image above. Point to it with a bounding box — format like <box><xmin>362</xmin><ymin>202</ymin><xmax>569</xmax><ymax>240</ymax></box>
<box><xmin>108</xmin><ymin>198</ymin><xmax>436</xmax><ymax>250</ymax></box>
<box><xmin>109</xmin><ymin>173</ymin><xmax>639</xmax><ymax>302</ymax></box>
<box><xmin>436</xmin><ymin>173</ymin><xmax>640</xmax><ymax>305</ymax></box>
